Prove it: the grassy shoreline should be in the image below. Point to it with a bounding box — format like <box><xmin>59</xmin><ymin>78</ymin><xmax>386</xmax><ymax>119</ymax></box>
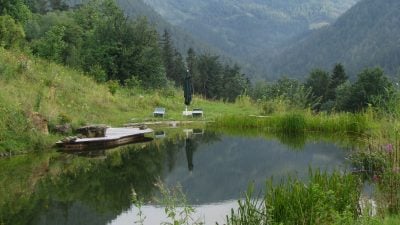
<box><xmin>3</xmin><ymin>49</ymin><xmax>400</xmax><ymax>224</ymax></box>
<box><xmin>0</xmin><ymin>48</ymin><xmax>259</xmax><ymax>154</ymax></box>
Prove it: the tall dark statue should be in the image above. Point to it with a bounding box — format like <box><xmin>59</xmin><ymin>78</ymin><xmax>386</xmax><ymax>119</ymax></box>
<box><xmin>184</xmin><ymin>70</ymin><xmax>192</xmax><ymax>106</ymax></box>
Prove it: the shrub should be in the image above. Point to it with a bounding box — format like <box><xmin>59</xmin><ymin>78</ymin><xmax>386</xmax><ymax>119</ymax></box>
<box><xmin>107</xmin><ymin>80</ymin><xmax>119</xmax><ymax>95</ymax></box>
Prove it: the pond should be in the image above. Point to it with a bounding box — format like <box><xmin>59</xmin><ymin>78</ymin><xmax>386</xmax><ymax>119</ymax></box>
<box><xmin>0</xmin><ymin>128</ymin><xmax>358</xmax><ymax>225</ymax></box>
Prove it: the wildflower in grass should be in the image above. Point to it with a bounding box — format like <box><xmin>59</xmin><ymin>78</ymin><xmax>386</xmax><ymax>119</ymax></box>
<box><xmin>385</xmin><ymin>144</ymin><xmax>393</xmax><ymax>154</ymax></box>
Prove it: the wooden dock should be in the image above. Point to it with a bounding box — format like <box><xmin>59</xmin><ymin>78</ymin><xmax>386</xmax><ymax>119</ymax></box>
<box><xmin>56</xmin><ymin>127</ymin><xmax>153</xmax><ymax>151</ymax></box>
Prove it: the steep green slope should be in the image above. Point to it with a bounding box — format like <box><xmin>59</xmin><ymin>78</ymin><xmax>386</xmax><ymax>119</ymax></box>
<box><xmin>143</xmin><ymin>0</ymin><xmax>359</xmax><ymax>65</ymax></box>
<box><xmin>263</xmin><ymin>0</ymin><xmax>400</xmax><ymax>79</ymax></box>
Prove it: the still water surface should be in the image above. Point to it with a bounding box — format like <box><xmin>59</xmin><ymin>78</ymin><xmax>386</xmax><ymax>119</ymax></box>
<box><xmin>0</xmin><ymin>129</ymin><xmax>354</xmax><ymax>225</ymax></box>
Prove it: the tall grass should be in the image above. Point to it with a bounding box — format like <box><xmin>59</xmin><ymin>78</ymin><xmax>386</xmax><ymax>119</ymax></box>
<box><xmin>212</xmin><ymin>111</ymin><xmax>369</xmax><ymax>135</ymax></box>
<box><xmin>0</xmin><ymin>94</ymin><xmax>49</xmax><ymax>154</ymax></box>
<box><xmin>225</xmin><ymin>170</ymin><xmax>361</xmax><ymax>225</ymax></box>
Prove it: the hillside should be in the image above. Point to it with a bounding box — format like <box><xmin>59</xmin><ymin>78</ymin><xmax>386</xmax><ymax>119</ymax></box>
<box><xmin>143</xmin><ymin>0</ymin><xmax>359</xmax><ymax>69</ymax></box>
<box><xmin>68</xmin><ymin>0</ymin><xmax>228</xmax><ymax>59</ymax></box>
<box><xmin>262</xmin><ymin>0</ymin><xmax>400</xmax><ymax>79</ymax></box>
<box><xmin>0</xmin><ymin>49</ymin><xmax>259</xmax><ymax>154</ymax></box>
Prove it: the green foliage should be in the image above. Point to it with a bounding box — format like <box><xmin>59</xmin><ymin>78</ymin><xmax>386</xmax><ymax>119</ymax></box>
<box><xmin>107</xmin><ymin>80</ymin><xmax>119</xmax><ymax>95</ymax></box>
<box><xmin>124</xmin><ymin>76</ymin><xmax>142</xmax><ymax>89</ymax></box>
<box><xmin>88</xmin><ymin>64</ymin><xmax>107</xmax><ymax>83</ymax></box>
<box><xmin>258</xmin><ymin>65</ymin><xmax>392</xmax><ymax>114</ymax></box>
<box><xmin>195</xmin><ymin>54</ymin><xmax>222</xmax><ymax>98</ymax></box>
<box><xmin>221</xmin><ymin>64</ymin><xmax>249</xmax><ymax>102</ymax></box>
<box><xmin>161</xmin><ymin>29</ymin><xmax>186</xmax><ymax>86</ymax></box>
<box><xmin>251</xmin><ymin>77</ymin><xmax>311</xmax><ymax>111</ymax></box>
<box><xmin>190</xmin><ymin>52</ymin><xmax>248</xmax><ymax>101</ymax></box>
<box><xmin>305</xmin><ymin>69</ymin><xmax>330</xmax><ymax>110</ymax></box>
<box><xmin>335</xmin><ymin>81</ymin><xmax>352</xmax><ymax>111</ymax></box>
<box><xmin>327</xmin><ymin>63</ymin><xmax>348</xmax><ymax>101</ymax></box>
<box><xmin>33</xmin><ymin>24</ymin><xmax>66</xmax><ymax>62</ymax></box>
<box><xmin>145</xmin><ymin>0</ymin><xmax>357</xmax><ymax>77</ymax></box>
<box><xmin>57</xmin><ymin>113</ymin><xmax>71</xmax><ymax>124</ymax></box>
<box><xmin>213</xmin><ymin>111</ymin><xmax>369</xmax><ymax>135</ymax></box>
<box><xmin>225</xmin><ymin>170</ymin><xmax>361</xmax><ymax>225</ymax></box>
<box><xmin>0</xmin><ymin>48</ymin><xmax>262</xmax><ymax>153</ymax></box>
<box><xmin>339</xmin><ymin>68</ymin><xmax>392</xmax><ymax>112</ymax></box>
<box><xmin>3</xmin><ymin>0</ymin><xmax>250</xmax><ymax>100</ymax></box>
<box><xmin>277</xmin><ymin>113</ymin><xmax>306</xmax><ymax>134</ymax></box>
<box><xmin>224</xmin><ymin>184</ymin><xmax>265</xmax><ymax>225</ymax></box>
<box><xmin>25</xmin><ymin>0</ymin><xmax>168</xmax><ymax>89</ymax></box>
<box><xmin>0</xmin><ymin>15</ymin><xmax>25</xmax><ymax>49</ymax></box>
<box><xmin>260</xmin><ymin>98</ymin><xmax>291</xmax><ymax>115</ymax></box>
<box><xmin>155</xmin><ymin>181</ymin><xmax>203</xmax><ymax>225</ymax></box>
<box><xmin>0</xmin><ymin>93</ymin><xmax>46</xmax><ymax>153</ymax></box>
<box><xmin>0</xmin><ymin>0</ymin><xmax>32</xmax><ymax>23</ymax></box>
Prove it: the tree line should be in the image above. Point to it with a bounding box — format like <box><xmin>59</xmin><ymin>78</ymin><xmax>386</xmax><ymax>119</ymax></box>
<box><xmin>252</xmin><ymin>63</ymin><xmax>394</xmax><ymax>113</ymax></box>
<box><xmin>0</xmin><ymin>0</ymin><xmax>395</xmax><ymax>110</ymax></box>
<box><xmin>0</xmin><ymin>0</ymin><xmax>250</xmax><ymax>101</ymax></box>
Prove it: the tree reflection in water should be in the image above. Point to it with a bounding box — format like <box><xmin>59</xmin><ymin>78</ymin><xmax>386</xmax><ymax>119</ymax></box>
<box><xmin>0</xmin><ymin>128</ymin><xmax>353</xmax><ymax>225</ymax></box>
<box><xmin>0</xmin><ymin>129</ymin><xmax>220</xmax><ymax>225</ymax></box>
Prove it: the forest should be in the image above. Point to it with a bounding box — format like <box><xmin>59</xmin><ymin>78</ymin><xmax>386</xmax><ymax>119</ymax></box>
<box><xmin>1</xmin><ymin>0</ymin><xmax>250</xmax><ymax>101</ymax></box>
<box><xmin>1</xmin><ymin>0</ymin><xmax>395</xmax><ymax>112</ymax></box>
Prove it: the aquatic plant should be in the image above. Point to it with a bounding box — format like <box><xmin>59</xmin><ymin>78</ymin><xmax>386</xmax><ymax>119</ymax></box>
<box><xmin>350</xmin><ymin>133</ymin><xmax>400</xmax><ymax>216</ymax></box>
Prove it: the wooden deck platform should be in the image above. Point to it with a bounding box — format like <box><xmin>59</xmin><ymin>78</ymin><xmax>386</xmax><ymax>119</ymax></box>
<box><xmin>56</xmin><ymin>128</ymin><xmax>153</xmax><ymax>151</ymax></box>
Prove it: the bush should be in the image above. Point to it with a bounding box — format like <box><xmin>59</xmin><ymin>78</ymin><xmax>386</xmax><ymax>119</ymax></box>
<box><xmin>107</xmin><ymin>80</ymin><xmax>119</xmax><ymax>95</ymax></box>
<box><xmin>0</xmin><ymin>15</ymin><xmax>25</xmax><ymax>49</ymax></box>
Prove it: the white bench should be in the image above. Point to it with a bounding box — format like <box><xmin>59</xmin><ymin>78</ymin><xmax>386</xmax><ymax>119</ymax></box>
<box><xmin>153</xmin><ymin>107</ymin><xmax>165</xmax><ymax>117</ymax></box>
<box><xmin>192</xmin><ymin>108</ymin><xmax>203</xmax><ymax>117</ymax></box>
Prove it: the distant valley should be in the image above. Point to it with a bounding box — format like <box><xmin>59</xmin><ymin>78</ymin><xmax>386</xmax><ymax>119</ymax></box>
<box><xmin>143</xmin><ymin>0</ymin><xmax>360</xmax><ymax>78</ymax></box>
<box><xmin>261</xmin><ymin>0</ymin><xmax>400</xmax><ymax>79</ymax></box>
<box><xmin>69</xmin><ymin>0</ymin><xmax>399</xmax><ymax>81</ymax></box>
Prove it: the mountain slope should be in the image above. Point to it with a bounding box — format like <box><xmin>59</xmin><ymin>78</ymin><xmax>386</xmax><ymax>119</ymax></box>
<box><xmin>263</xmin><ymin>0</ymin><xmax>400</xmax><ymax>79</ymax></box>
<box><xmin>68</xmin><ymin>0</ymin><xmax>226</xmax><ymax>57</ymax></box>
<box><xmin>143</xmin><ymin>0</ymin><xmax>359</xmax><ymax>64</ymax></box>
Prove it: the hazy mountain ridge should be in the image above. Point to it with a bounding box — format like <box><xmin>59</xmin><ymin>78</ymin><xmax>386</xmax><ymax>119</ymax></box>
<box><xmin>263</xmin><ymin>0</ymin><xmax>400</xmax><ymax>79</ymax></box>
<box><xmin>143</xmin><ymin>0</ymin><xmax>359</xmax><ymax>68</ymax></box>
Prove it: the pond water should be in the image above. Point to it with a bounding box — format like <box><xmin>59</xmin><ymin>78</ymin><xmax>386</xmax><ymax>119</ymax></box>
<box><xmin>0</xmin><ymin>128</ymin><xmax>356</xmax><ymax>225</ymax></box>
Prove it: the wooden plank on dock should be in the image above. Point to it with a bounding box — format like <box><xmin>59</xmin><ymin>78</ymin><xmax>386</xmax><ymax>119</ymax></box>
<box><xmin>56</xmin><ymin>127</ymin><xmax>153</xmax><ymax>151</ymax></box>
<box><xmin>74</xmin><ymin>128</ymin><xmax>153</xmax><ymax>142</ymax></box>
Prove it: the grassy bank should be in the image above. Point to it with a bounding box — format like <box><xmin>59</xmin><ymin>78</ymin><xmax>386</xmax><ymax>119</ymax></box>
<box><xmin>0</xmin><ymin>49</ymin><xmax>260</xmax><ymax>154</ymax></box>
<box><xmin>0</xmin><ymin>47</ymin><xmax>382</xmax><ymax>154</ymax></box>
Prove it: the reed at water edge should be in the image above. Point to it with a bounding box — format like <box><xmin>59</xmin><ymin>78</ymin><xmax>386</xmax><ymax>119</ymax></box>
<box><xmin>212</xmin><ymin>112</ymin><xmax>369</xmax><ymax>135</ymax></box>
<box><xmin>224</xmin><ymin>170</ymin><xmax>361</xmax><ymax>225</ymax></box>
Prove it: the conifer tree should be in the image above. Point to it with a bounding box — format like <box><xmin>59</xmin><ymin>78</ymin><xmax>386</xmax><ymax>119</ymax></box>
<box><xmin>327</xmin><ymin>63</ymin><xmax>348</xmax><ymax>101</ymax></box>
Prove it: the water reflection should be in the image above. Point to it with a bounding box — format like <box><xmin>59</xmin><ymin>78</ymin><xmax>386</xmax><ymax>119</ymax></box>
<box><xmin>185</xmin><ymin>138</ymin><xmax>195</xmax><ymax>171</ymax></box>
<box><xmin>0</xmin><ymin>129</ymin><xmax>357</xmax><ymax>225</ymax></box>
<box><xmin>154</xmin><ymin>130</ymin><xmax>166</xmax><ymax>139</ymax></box>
